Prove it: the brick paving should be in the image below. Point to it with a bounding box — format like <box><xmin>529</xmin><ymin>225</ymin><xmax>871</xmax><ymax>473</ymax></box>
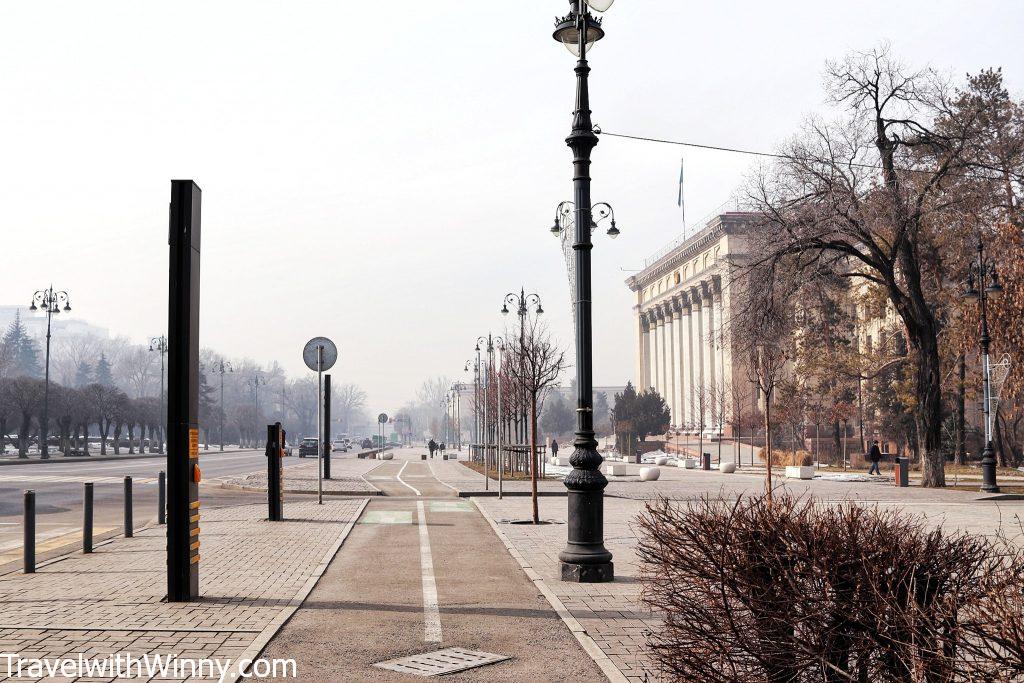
<box><xmin>0</xmin><ymin>498</ymin><xmax>366</xmax><ymax>682</ymax></box>
<box><xmin>475</xmin><ymin>468</ymin><xmax>1024</xmax><ymax>682</ymax></box>
<box><xmin>219</xmin><ymin>457</ymin><xmax>381</xmax><ymax>495</ymax></box>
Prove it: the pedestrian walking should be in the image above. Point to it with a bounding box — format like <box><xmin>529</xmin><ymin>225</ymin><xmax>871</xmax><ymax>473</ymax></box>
<box><xmin>428</xmin><ymin>439</ymin><xmax>437</xmax><ymax>459</ymax></box>
<box><xmin>550</xmin><ymin>439</ymin><xmax>559</xmax><ymax>459</ymax></box>
<box><xmin>867</xmin><ymin>440</ymin><xmax>882</xmax><ymax>476</ymax></box>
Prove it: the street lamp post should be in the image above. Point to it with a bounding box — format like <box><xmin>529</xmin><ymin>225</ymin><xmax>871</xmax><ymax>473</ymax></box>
<box><xmin>502</xmin><ymin>288</ymin><xmax>544</xmax><ymax>445</ymax></box>
<box><xmin>963</xmin><ymin>237</ymin><xmax>1004</xmax><ymax>493</ymax></box>
<box><xmin>149</xmin><ymin>335</ymin><xmax>168</xmax><ymax>454</ymax></box>
<box><xmin>248</xmin><ymin>373</ymin><xmax>267</xmax><ymax>449</ymax></box>
<box><xmin>212</xmin><ymin>359</ymin><xmax>233</xmax><ymax>451</ymax></box>
<box><xmin>550</xmin><ymin>0</ymin><xmax>618</xmax><ymax>583</ymax></box>
<box><xmin>29</xmin><ymin>287</ymin><xmax>71</xmax><ymax>459</ymax></box>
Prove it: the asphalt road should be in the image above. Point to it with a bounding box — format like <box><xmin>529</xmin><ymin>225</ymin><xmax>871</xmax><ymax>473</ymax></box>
<box><xmin>0</xmin><ymin>449</ymin><xmax>308</xmax><ymax>567</ymax></box>
<box><xmin>261</xmin><ymin>449</ymin><xmax>603</xmax><ymax>681</ymax></box>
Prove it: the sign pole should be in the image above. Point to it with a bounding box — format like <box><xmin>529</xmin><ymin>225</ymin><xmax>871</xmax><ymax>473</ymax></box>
<box><xmin>166</xmin><ymin>180</ymin><xmax>202</xmax><ymax>602</ymax></box>
<box><xmin>323</xmin><ymin>374</ymin><xmax>332</xmax><ymax>480</ymax></box>
<box><xmin>317</xmin><ymin>345</ymin><xmax>323</xmax><ymax>505</ymax></box>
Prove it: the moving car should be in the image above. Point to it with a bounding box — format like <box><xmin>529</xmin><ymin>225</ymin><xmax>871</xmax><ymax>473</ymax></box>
<box><xmin>298</xmin><ymin>438</ymin><xmax>319</xmax><ymax>458</ymax></box>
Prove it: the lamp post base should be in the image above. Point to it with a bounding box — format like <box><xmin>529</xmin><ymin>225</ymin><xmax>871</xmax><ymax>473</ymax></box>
<box><xmin>560</xmin><ymin>560</ymin><xmax>614</xmax><ymax>583</ymax></box>
<box><xmin>981</xmin><ymin>441</ymin><xmax>1000</xmax><ymax>493</ymax></box>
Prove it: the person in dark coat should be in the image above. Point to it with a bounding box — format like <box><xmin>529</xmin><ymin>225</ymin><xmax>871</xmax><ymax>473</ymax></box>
<box><xmin>550</xmin><ymin>439</ymin><xmax>559</xmax><ymax>459</ymax></box>
<box><xmin>428</xmin><ymin>439</ymin><xmax>437</xmax><ymax>459</ymax></box>
<box><xmin>867</xmin><ymin>440</ymin><xmax>882</xmax><ymax>475</ymax></box>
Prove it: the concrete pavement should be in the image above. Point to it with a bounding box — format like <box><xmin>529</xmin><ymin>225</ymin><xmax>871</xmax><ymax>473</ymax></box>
<box><xmin>260</xmin><ymin>448</ymin><xmax>604</xmax><ymax>681</ymax></box>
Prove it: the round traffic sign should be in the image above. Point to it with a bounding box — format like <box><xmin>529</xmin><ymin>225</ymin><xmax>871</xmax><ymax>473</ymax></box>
<box><xmin>303</xmin><ymin>337</ymin><xmax>338</xmax><ymax>372</ymax></box>
<box><xmin>377</xmin><ymin>413</ymin><xmax>389</xmax><ymax>424</ymax></box>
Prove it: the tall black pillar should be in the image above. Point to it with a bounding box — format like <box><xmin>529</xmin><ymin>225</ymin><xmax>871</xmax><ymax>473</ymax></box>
<box><xmin>166</xmin><ymin>179</ymin><xmax>202</xmax><ymax>602</ymax></box>
<box><xmin>323</xmin><ymin>374</ymin><xmax>332</xmax><ymax>479</ymax></box>
<box><xmin>266</xmin><ymin>422</ymin><xmax>284</xmax><ymax>521</ymax></box>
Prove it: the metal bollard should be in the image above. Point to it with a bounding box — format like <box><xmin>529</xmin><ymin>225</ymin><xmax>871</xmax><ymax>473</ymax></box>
<box><xmin>24</xmin><ymin>490</ymin><xmax>35</xmax><ymax>573</ymax></box>
<box><xmin>83</xmin><ymin>483</ymin><xmax>93</xmax><ymax>553</ymax></box>
<box><xmin>124</xmin><ymin>476</ymin><xmax>133</xmax><ymax>537</ymax></box>
<box><xmin>158</xmin><ymin>471</ymin><xmax>166</xmax><ymax>525</ymax></box>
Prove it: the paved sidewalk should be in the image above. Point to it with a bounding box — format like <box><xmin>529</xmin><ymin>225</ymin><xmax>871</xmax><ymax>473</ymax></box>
<box><xmin>474</xmin><ymin>472</ymin><xmax>1024</xmax><ymax>682</ymax></box>
<box><xmin>220</xmin><ymin>457</ymin><xmax>382</xmax><ymax>495</ymax></box>
<box><xmin>0</xmin><ymin>498</ymin><xmax>367</xmax><ymax>682</ymax></box>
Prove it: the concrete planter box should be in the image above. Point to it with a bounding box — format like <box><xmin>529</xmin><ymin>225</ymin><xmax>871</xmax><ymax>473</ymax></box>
<box><xmin>606</xmin><ymin>463</ymin><xmax>628</xmax><ymax>476</ymax></box>
<box><xmin>719</xmin><ymin>462</ymin><xmax>737</xmax><ymax>474</ymax></box>
<box><xmin>654</xmin><ymin>455</ymin><xmax>668</xmax><ymax>466</ymax></box>
<box><xmin>639</xmin><ymin>466</ymin><xmax>661</xmax><ymax>481</ymax></box>
<box><xmin>555</xmin><ymin>456</ymin><xmax>572</xmax><ymax>467</ymax></box>
<box><xmin>378</xmin><ymin>452</ymin><xmax>394</xmax><ymax>460</ymax></box>
<box><xmin>785</xmin><ymin>465</ymin><xmax>814</xmax><ymax>480</ymax></box>
<box><xmin>679</xmin><ymin>458</ymin><xmax>697</xmax><ymax>469</ymax></box>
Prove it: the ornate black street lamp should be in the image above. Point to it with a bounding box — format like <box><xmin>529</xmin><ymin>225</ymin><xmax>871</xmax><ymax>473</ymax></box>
<box><xmin>211</xmin><ymin>359</ymin><xmax>233</xmax><ymax>451</ymax></box>
<box><xmin>464</xmin><ymin>358</ymin><xmax>481</xmax><ymax>447</ymax></box>
<box><xmin>502</xmin><ymin>288</ymin><xmax>543</xmax><ymax>444</ymax></box>
<box><xmin>29</xmin><ymin>287</ymin><xmax>71</xmax><ymax>459</ymax></box>
<box><xmin>247</xmin><ymin>372</ymin><xmax>267</xmax><ymax>448</ymax></box>
<box><xmin>963</xmin><ymin>237</ymin><xmax>1003</xmax><ymax>493</ymax></box>
<box><xmin>549</xmin><ymin>0</ymin><xmax>618</xmax><ymax>583</ymax></box>
<box><xmin>149</xmin><ymin>335</ymin><xmax>168</xmax><ymax>454</ymax></box>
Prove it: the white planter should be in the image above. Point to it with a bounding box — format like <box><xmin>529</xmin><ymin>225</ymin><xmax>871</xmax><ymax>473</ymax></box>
<box><xmin>654</xmin><ymin>456</ymin><xmax>668</xmax><ymax>466</ymax></box>
<box><xmin>639</xmin><ymin>466</ymin><xmax>661</xmax><ymax>481</ymax></box>
<box><xmin>380</xmin><ymin>452</ymin><xmax>394</xmax><ymax>461</ymax></box>
<box><xmin>785</xmin><ymin>465</ymin><xmax>814</xmax><ymax>480</ymax></box>
<box><xmin>606</xmin><ymin>463</ymin><xmax>628</xmax><ymax>476</ymax></box>
<box><xmin>719</xmin><ymin>461</ymin><xmax>737</xmax><ymax>474</ymax></box>
<box><xmin>556</xmin><ymin>456</ymin><xmax>572</xmax><ymax>467</ymax></box>
<box><xmin>679</xmin><ymin>458</ymin><xmax>697</xmax><ymax>469</ymax></box>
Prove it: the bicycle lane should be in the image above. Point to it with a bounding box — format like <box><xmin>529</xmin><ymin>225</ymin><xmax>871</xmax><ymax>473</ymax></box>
<box><xmin>259</xmin><ymin>451</ymin><xmax>604</xmax><ymax>681</ymax></box>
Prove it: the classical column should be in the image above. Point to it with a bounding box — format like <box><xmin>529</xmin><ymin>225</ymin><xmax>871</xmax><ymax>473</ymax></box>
<box><xmin>670</xmin><ymin>299</ymin><xmax>683</xmax><ymax>427</ymax></box>
<box><xmin>638</xmin><ymin>314</ymin><xmax>650</xmax><ymax>390</ymax></box>
<box><xmin>680</xmin><ymin>298</ymin><xmax>692</xmax><ymax>428</ymax></box>
<box><xmin>664</xmin><ymin>303</ymin><xmax>676</xmax><ymax>425</ymax></box>
<box><xmin>689</xmin><ymin>288</ymin><xmax>704</xmax><ymax>428</ymax></box>
<box><xmin>649</xmin><ymin>310</ymin><xmax>660</xmax><ymax>392</ymax></box>
<box><xmin>702</xmin><ymin>282</ymin><xmax>716</xmax><ymax>428</ymax></box>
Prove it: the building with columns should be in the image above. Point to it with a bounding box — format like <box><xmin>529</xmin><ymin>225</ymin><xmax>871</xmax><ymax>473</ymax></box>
<box><xmin>625</xmin><ymin>212</ymin><xmax>757</xmax><ymax>432</ymax></box>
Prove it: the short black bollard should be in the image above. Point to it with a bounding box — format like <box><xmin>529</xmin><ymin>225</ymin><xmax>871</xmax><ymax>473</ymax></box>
<box><xmin>24</xmin><ymin>490</ymin><xmax>35</xmax><ymax>573</ymax></box>
<box><xmin>124</xmin><ymin>476</ymin><xmax>133</xmax><ymax>537</ymax></box>
<box><xmin>158</xmin><ymin>471</ymin><xmax>166</xmax><ymax>525</ymax></box>
<box><xmin>83</xmin><ymin>483</ymin><xmax>93</xmax><ymax>553</ymax></box>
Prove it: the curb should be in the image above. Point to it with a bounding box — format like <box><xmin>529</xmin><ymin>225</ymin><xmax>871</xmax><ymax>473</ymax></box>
<box><xmin>225</xmin><ymin>497</ymin><xmax>371</xmax><ymax>683</ymax></box>
<box><xmin>0</xmin><ymin>453</ymin><xmax>167</xmax><ymax>467</ymax></box>
<box><xmin>218</xmin><ymin>482</ymin><xmax>381</xmax><ymax>497</ymax></box>
<box><xmin>471</xmin><ymin>498</ymin><xmax>629</xmax><ymax>683</ymax></box>
<box><xmin>458</xmin><ymin>490</ymin><xmax>567</xmax><ymax>498</ymax></box>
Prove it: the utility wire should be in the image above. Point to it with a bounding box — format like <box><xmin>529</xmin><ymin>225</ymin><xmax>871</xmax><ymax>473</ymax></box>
<box><xmin>600</xmin><ymin>129</ymin><xmax>1013</xmax><ymax>181</ymax></box>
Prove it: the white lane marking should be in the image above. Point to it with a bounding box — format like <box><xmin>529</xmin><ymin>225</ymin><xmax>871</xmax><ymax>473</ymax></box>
<box><xmin>416</xmin><ymin>500</ymin><xmax>442</xmax><ymax>643</ymax></box>
<box><xmin>396</xmin><ymin>461</ymin><xmax>421</xmax><ymax>496</ymax></box>
<box><xmin>425</xmin><ymin>461</ymin><xmax>461</xmax><ymax>493</ymax></box>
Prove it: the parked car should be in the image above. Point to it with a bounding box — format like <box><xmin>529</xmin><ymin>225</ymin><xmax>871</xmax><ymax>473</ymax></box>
<box><xmin>332</xmin><ymin>439</ymin><xmax>349</xmax><ymax>452</ymax></box>
<box><xmin>298</xmin><ymin>438</ymin><xmax>319</xmax><ymax>458</ymax></box>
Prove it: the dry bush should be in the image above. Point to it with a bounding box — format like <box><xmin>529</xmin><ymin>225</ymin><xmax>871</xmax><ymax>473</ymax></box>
<box><xmin>760</xmin><ymin>447</ymin><xmax>814</xmax><ymax>467</ymax></box>
<box><xmin>636</xmin><ymin>494</ymin><xmax>1024</xmax><ymax>682</ymax></box>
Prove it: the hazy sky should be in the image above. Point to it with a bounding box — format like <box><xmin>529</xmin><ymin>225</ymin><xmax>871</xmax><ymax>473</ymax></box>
<box><xmin>3</xmin><ymin>1</ymin><xmax>1022</xmax><ymax>412</ymax></box>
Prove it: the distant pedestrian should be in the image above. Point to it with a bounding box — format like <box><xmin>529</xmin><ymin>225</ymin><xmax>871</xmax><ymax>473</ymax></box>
<box><xmin>867</xmin><ymin>440</ymin><xmax>882</xmax><ymax>475</ymax></box>
<box><xmin>428</xmin><ymin>439</ymin><xmax>437</xmax><ymax>458</ymax></box>
<box><xmin>550</xmin><ymin>439</ymin><xmax>559</xmax><ymax>458</ymax></box>
<box><xmin>439</xmin><ymin>442</ymin><xmax>446</xmax><ymax>455</ymax></box>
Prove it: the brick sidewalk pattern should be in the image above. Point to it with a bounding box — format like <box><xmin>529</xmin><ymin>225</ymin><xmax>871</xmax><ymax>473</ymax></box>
<box><xmin>476</xmin><ymin>471</ymin><xmax>1024</xmax><ymax>682</ymax></box>
<box><xmin>0</xmin><ymin>498</ymin><xmax>365</xmax><ymax>682</ymax></box>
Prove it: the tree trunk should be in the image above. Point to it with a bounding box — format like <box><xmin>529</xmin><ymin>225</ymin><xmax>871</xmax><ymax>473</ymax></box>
<box><xmin>955</xmin><ymin>353</ymin><xmax>967</xmax><ymax>466</ymax></box>
<box><xmin>100</xmin><ymin>420</ymin><xmax>109</xmax><ymax>455</ymax></box>
<box><xmin>113</xmin><ymin>423</ymin><xmax>122</xmax><ymax>455</ymax></box>
<box><xmin>19</xmin><ymin>412</ymin><xmax>30</xmax><ymax>457</ymax></box>
<box><xmin>764</xmin><ymin>393</ymin><xmax>773</xmax><ymax>501</ymax></box>
<box><xmin>530</xmin><ymin>393</ymin><xmax>539</xmax><ymax>524</ymax></box>
<box><xmin>127</xmin><ymin>424</ymin><xmax>135</xmax><ymax>454</ymax></box>
<box><xmin>832</xmin><ymin>420</ymin><xmax>842</xmax><ymax>467</ymax></box>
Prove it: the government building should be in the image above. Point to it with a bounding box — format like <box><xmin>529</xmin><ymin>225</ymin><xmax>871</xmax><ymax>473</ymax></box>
<box><xmin>625</xmin><ymin>212</ymin><xmax>756</xmax><ymax>433</ymax></box>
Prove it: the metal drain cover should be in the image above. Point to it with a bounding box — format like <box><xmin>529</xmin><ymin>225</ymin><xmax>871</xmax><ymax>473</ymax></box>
<box><xmin>374</xmin><ymin>647</ymin><xmax>511</xmax><ymax>676</ymax></box>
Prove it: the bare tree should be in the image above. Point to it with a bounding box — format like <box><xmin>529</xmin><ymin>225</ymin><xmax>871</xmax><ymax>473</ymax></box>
<box><xmin>5</xmin><ymin>377</ymin><xmax>43</xmax><ymax>457</ymax></box>
<box><xmin>502</xmin><ymin>317</ymin><xmax>568</xmax><ymax>523</ymax></box>
<box><xmin>333</xmin><ymin>383</ymin><xmax>367</xmax><ymax>433</ymax></box>
<box><xmin>744</xmin><ymin>46</ymin><xmax>1018</xmax><ymax>487</ymax></box>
